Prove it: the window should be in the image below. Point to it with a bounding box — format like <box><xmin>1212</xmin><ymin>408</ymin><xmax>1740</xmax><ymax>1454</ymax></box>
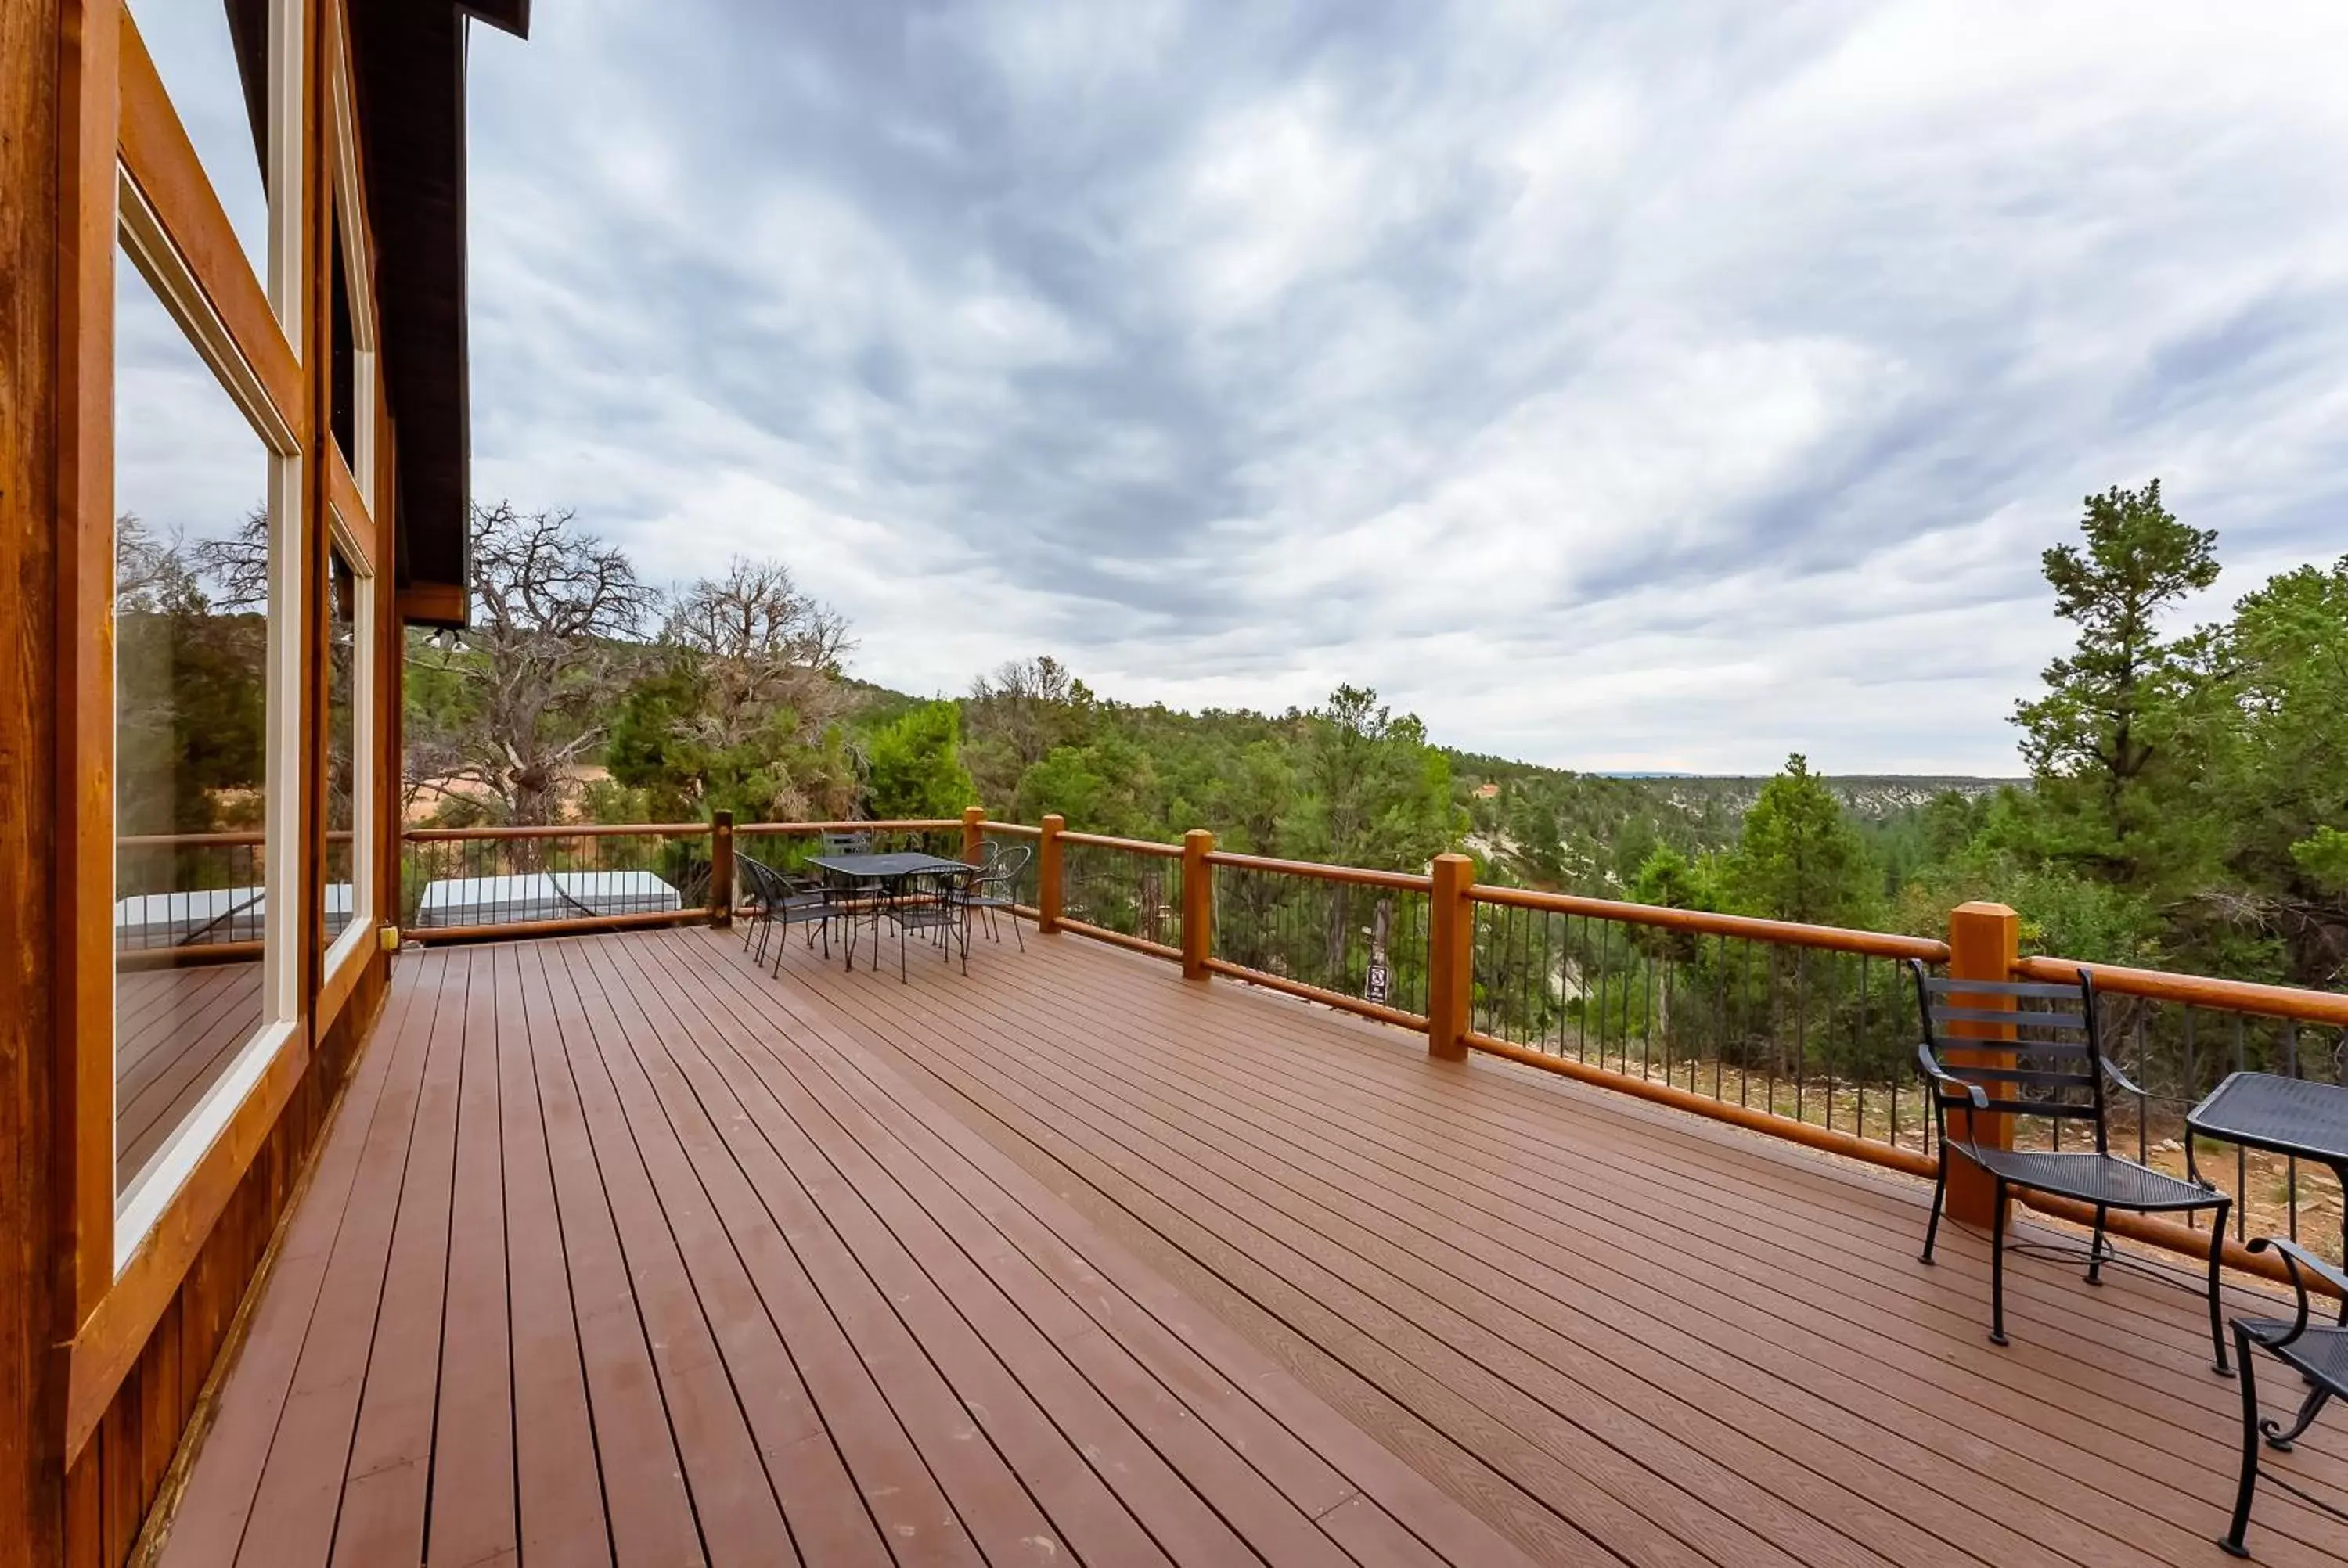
<box><xmin>322</xmin><ymin>541</ymin><xmax>368</xmax><ymax>955</ymax></box>
<box><xmin>112</xmin><ymin>243</ymin><xmax>290</xmax><ymax>1216</ymax></box>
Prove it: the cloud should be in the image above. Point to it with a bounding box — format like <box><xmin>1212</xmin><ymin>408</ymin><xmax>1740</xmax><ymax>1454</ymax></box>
<box><xmin>458</xmin><ymin>0</ymin><xmax>2348</xmax><ymax>773</ymax></box>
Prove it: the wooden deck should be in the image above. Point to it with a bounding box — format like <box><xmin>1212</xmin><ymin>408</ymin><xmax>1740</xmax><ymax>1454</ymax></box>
<box><xmin>117</xmin><ymin>962</ymin><xmax>265</xmax><ymax>1190</ymax></box>
<box><xmin>149</xmin><ymin>924</ymin><xmax>2347</xmax><ymax>1567</ymax></box>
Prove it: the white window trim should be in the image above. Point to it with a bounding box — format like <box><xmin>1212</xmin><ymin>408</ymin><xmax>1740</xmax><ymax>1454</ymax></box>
<box><xmin>320</xmin><ymin>512</ymin><xmax>376</xmax><ymax>988</ymax></box>
<box><xmin>326</xmin><ymin>4</ymin><xmax>378</xmax><ymax>509</ymax></box>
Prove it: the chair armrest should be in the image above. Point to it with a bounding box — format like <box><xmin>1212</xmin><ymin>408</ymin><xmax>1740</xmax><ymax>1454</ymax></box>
<box><xmin>2098</xmin><ymin>1055</ymin><xmax>2150</xmax><ymax>1100</ymax></box>
<box><xmin>2251</xmin><ymin>1236</ymin><xmax>2348</xmax><ymax>1299</ymax></box>
<box><xmin>2246</xmin><ymin>1236</ymin><xmax>2348</xmax><ymax>1347</ymax></box>
<box><xmin>1916</xmin><ymin>1041</ymin><xmax>1989</xmax><ymax>1109</ymax></box>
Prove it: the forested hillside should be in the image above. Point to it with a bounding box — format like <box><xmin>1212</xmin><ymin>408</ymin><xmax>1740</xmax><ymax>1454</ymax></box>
<box><xmin>401</xmin><ymin>480</ymin><xmax>2345</xmax><ymax>990</ymax></box>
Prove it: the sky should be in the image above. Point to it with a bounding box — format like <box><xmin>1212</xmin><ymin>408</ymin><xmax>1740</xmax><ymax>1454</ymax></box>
<box><xmin>125</xmin><ymin>2</ymin><xmax>2348</xmax><ymax>776</ymax></box>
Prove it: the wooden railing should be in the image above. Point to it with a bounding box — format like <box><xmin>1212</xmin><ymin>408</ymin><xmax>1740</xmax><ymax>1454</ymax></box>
<box><xmin>389</xmin><ymin>809</ymin><xmax>2345</xmax><ymax>1286</ymax></box>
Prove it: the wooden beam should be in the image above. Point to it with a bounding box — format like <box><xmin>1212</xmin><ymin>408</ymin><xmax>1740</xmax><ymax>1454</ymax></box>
<box><xmin>396</xmin><ymin>581</ymin><xmax>466</xmax><ymax>627</ymax></box>
<box><xmin>1425</xmin><ymin>853</ymin><xmax>1475</xmax><ymax>1059</ymax></box>
<box><xmin>1181</xmin><ymin>829</ymin><xmax>1213</xmax><ymax>982</ymax></box>
<box><xmin>326</xmin><ymin>440</ymin><xmax>375</xmax><ymax>576</ymax></box>
<box><xmin>2</xmin><ymin>0</ymin><xmax>72</xmax><ymax>1553</ymax></box>
<box><xmin>54</xmin><ymin>0</ymin><xmax>118</xmax><ymax>1359</ymax></box>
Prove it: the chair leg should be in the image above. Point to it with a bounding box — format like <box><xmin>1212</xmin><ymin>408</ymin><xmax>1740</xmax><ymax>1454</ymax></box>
<box><xmin>1010</xmin><ymin>907</ymin><xmax>1024</xmax><ymax>952</ymax></box>
<box><xmin>2087</xmin><ymin>1204</ymin><xmax>2109</xmax><ymax>1286</ymax></box>
<box><xmin>2221</xmin><ymin>1322</ymin><xmax>2260</xmax><ymax>1557</ymax></box>
<box><xmin>1920</xmin><ymin>1149</ymin><xmax>1948</xmax><ymax>1265</ymax></box>
<box><xmin>2209</xmin><ymin>1199</ymin><xmax>2235</xmax><ymax>1376</ymax></box>
<box><xmin>1990</xmin><ymin>1178</ymin><xmax>2011</xmax><ymax>1347</ymax></box>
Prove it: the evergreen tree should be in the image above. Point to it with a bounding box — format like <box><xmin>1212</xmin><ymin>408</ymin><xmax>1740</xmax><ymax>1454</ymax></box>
<box><xmin>864</xmin><ymin>701</ymin><xmax>977</xmax><ymax>820</ymax></box>
<box><xmin>2011</xmin><ymin>480</ymin><xmax>2220</xmax><ymax>888</ymax></box>
<box><xmin>1722</xmin><ymin>754</ymin><xmax>1871</xmax><ymax>926</ymax></box>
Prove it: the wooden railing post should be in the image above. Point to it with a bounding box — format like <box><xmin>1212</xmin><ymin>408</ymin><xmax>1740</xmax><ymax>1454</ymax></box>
<box><xmin>1182</xmin><ymin>829</ymin><xmax>1214</xmax><ymax>980</ymax></box>
<box><xmin>1038</xmin><ymin>814</ymin><xmax>1064</xmax><ymax>933</ymax></box>
<box><xmin>1943</xmin><ymin>901</ymin><xmax>2020</xmax><ymax>1227</ymax></box>
<box><xmin>961</xmin><ymin>805</ymin><xmax>985</xmax><ymax>865</ymax></box>
<box><xmin>708</xmin><ymin>810</ymin><xmax>733</xmax><ymax>929</ymax></box>
<box><xmin>1427</xmin><ymin>853</ymin><xmax>1476</xmax><ymax>1059</ymax></box>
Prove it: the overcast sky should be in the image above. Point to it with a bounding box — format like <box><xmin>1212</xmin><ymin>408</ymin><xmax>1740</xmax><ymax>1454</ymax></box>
<box><xmin>456</xmin><ymin>0</ymin><xmax>2347</xmax><ymax>775</ymax></box>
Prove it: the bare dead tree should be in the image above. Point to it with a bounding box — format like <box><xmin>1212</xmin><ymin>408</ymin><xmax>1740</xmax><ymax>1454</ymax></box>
<box><xmin>409</xmin><ymin>502</ymin><xmax>657</xmax><ymax>825</ymax></box>
<box><xmin>188</xmin><ymin>505</ymin><xmax>271</xmax><ymax>613</ymax></box>
<box><xmin>967</xmin><ymin>654</ymin><xmax>1089</xmax><ymax>771</ymax></box>
<box><xmin>658</xmin><ymin>557</ymin><xmax>855</xmax><ymax>751</ymax></box>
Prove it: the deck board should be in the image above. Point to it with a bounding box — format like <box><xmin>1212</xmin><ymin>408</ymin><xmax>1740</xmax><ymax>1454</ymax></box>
<box><xmin>150</xmin><ymin>925</ymin><xmax>2348</xmax><ymax>1568</ymax></box>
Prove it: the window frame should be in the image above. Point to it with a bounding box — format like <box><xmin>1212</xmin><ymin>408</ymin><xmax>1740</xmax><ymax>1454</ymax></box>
<box><xmin>106</xmin><ymin>0</ymin><xmax>309</xmax><ymax>1270</ymax></box>
<box><xmin>318</xmin><ymin>494</ymin><xmax>376</xmax><ymax>1025</ymax></box>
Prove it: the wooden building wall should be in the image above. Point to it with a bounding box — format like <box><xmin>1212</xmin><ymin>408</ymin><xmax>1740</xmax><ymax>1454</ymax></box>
<box><xmin>5</xmin><ymin>2</ymin><xmax>412</xmax><ymax>1562</ymax></box>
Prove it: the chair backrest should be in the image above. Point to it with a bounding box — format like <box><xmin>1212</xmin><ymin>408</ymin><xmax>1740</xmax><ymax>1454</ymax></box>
<box><xmin>981</xmin><ymin>843</ymin><xmax>1031</xmax><ymax>883</ymax></box>
<box><xmin>735</xmin><ymin>852</ymin><xmax>782</xmax><ymax>909</ymax></box>
<box><xmin>820</xmin><ymin>829</ymin><xmax>873</xmax><ymax>856</ymax></box>
<box><xmin>1908</xmin><ymin>959</ymin><xmax>2113</xmax><ymax>1151</ymax></box>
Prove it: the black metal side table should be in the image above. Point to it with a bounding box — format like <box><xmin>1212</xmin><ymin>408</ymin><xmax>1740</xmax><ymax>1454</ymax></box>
<box><xmin>2188</xmin><ymin>1071</ymin><xmax>2348</xmax><ymax>1448</ymax></box>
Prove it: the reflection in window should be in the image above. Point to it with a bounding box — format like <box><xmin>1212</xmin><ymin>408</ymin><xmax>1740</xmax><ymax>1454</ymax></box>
<box><xmin>127</xmin><ymin>0</ymin><xmax>272</xmax><ymax>289</ymax></box>
<box><xmin>113</xmin><ymin>246</ymin><xmax>273</xmax><ymax>1203</ymax></box>
<box><xmin>325</xmin><ymin>547</ymin><xmax>358</xmax><ymax>942</ymax></box>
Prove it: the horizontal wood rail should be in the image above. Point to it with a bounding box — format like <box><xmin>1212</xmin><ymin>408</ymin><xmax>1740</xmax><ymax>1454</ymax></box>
<box><xmin>404</xmin><ymin>822</ymin><xmax>711</xmax><ymax>842</ymax></box>
<box><xmin>1470</xmin><ymin>883</ymin><xmax>1951</xmax><ymax>963</ymax></box>
<box><xmin>117</xmin><ymin>831</ymin><xmax>267</xmax><ymax>849</ymax></box>
<box><xmin>115</xmin><ymin>942</ymin><xmax>262</xmax><ymax>973</ymax></box>
<box><xmin>406</xmin><ymin>908</ymin><xmax>711</xmax><ymax>945</ymax></box>
<box><xmin>2017</xmin><ymin>954</ymin><xmax>2348</xmax><ymax>1027</ymax></box>
<box><xmin>979</xmin><ymin>821</ymin><xmax>1042</xmax><ymax>839</ymax></box>
<box><xmin>1058</xmin><ymin>830</ymin><xmax>1183</xmax><ymax>858</ymax></box>
<box><xmin>737</xmin><ymin>818</ymin><xmax>965</xmax><ymax>835</ymax></box>
<box><xmin>1208</xmin><ymin>958</ymin><xmax>1429</xmax><ymax>1031</ymax></box>
<box><xmin>1057</xmin><ymin>918</ymin><xmax>1181</xmax><ymax>962</ymax></box>
<box><xmin>1201</xmin><ymin>850</ymin><xmax>1434</xmax><ymax>893</ymax></box>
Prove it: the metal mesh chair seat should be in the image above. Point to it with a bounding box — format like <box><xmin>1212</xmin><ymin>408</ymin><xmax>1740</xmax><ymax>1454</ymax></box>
<box><xmin>1956</xmin><ymin>1145</ymin><xmax>2223</xmax><ymax>1212</ymax></box>
<box><xmin>2237</xmin><ymin>1321</ymin><xmax>2348</xmax><ymax>1393</ymax></box>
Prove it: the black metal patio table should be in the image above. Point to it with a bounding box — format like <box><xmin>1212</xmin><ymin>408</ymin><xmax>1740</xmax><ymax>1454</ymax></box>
<box><xmin>2188</xmin><ymin>1071</ymin><xmax>2348</xmax><ymax>1446</ymax></box>
<box><xmin>807</xmin><ymin>851</ymin><xmax>974</xmax><ymax>972</ymax></box>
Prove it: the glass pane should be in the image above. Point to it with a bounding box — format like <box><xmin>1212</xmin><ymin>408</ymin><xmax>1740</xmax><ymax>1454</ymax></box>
<box><xmin>113</xmin><ymin>243</ymin><xmax>274</xmax><ymax>1203</ymax></box>
<box><xmin>127</xmin><ymin>0</ymin><xmax>272</xmax><ymax>288</ymax></box>
<box><xmin>324</xmin><ymin>547</ymin><xmax>358</xmax><ymax>942</ymax></box>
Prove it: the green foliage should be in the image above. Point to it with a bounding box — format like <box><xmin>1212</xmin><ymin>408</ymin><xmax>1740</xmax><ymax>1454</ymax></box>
<box><xmin>864</xmin><ymin>701</ymin><xmax>977</xmax><ymax>820</ymax></box>
<box><xmin>1720</xmin><ymin>755</ymin><xmax>1872</xmax><ymax>926</ymax></box>
<box><xmin>2292</xmin><ymin>829</ymin><xmax>2348</xmax><ymax>895</ymax></box>
<box><xmin>1628</xmin><ymin>843</ymin><xmax>1716</xmax><ymax>912</ymax></box>
<box><xmin>1278</xmin><ymin>686</ymin><xmax>1459</xmax><ymax>872</ymax></box>
<box><xmin>2011</xmin><ymin>479</ymin><xmax>2222</xmax><ymax>890</ymax></box>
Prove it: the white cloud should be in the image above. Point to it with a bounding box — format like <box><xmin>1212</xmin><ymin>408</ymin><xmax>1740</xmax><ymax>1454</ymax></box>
<box><xmin>455</xmin><ymin>0</ymin><xmax>2348</xmax><ymax>775</ymax></box>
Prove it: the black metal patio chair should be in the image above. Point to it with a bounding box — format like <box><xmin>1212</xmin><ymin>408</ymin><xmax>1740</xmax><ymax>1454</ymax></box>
<box><xmin>886</xmin><ymin>866</ymin><xmax>971</xmax><ymax>980</ymax></box>
<box><xmin>1909</xmin><ymin>960</ymin><xmax>2233</xmax><ymax>1370</ymax></box>
<box><xmin>957</xmin><ymin>843</ymin><xmax>1030</xmax><ymax>951</ymax></box>
<box><xmin>2222</xmin><ymin>1236</ymin><xmax>2348</xmax><ymax>1557</ymax></box>
<box><xmin>737</xmin><ymin>852</ymin><xmax>832</xmax><ymax>969</ymax></box>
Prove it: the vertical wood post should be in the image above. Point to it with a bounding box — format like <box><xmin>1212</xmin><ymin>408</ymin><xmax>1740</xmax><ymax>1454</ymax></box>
<box><xmin>1182</xmin><ymin>829</ymin><xmax>1214</xmax><ymax>981</ymax></box>
<box><xmin>1427</xmin><ymin>854</ymin><xmax>1476</xmax><ymax>1059</ymax></box>
<box><xmin>1943</xmin><ymin>901</ymin><xmax>2021</xmax><ymax>1227</ymax></box>
<box><xmin>961</xmin><ymin>805</ymin><xmax>985</xmax><ymax>865</ymax></box>
<box><xmin>3</xmin><ymin>0</ymin><xmax>74</xmax><ymax>1555</ymax></box>
<box><xmin>708</xmin><ymin>811</ymin><xmax>733</xmax><ymax>929</ymax></box>
<box><xmin>1038</xmin><ymin>815</ymin><xmax>1064</xmax><ymax>933</ymax></box>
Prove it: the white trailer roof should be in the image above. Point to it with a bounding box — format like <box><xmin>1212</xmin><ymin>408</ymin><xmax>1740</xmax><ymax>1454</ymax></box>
<box><xmin>412</xmin><ymin>870</ymin><xmax>680</xmax><ymax>928</ymax></box>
